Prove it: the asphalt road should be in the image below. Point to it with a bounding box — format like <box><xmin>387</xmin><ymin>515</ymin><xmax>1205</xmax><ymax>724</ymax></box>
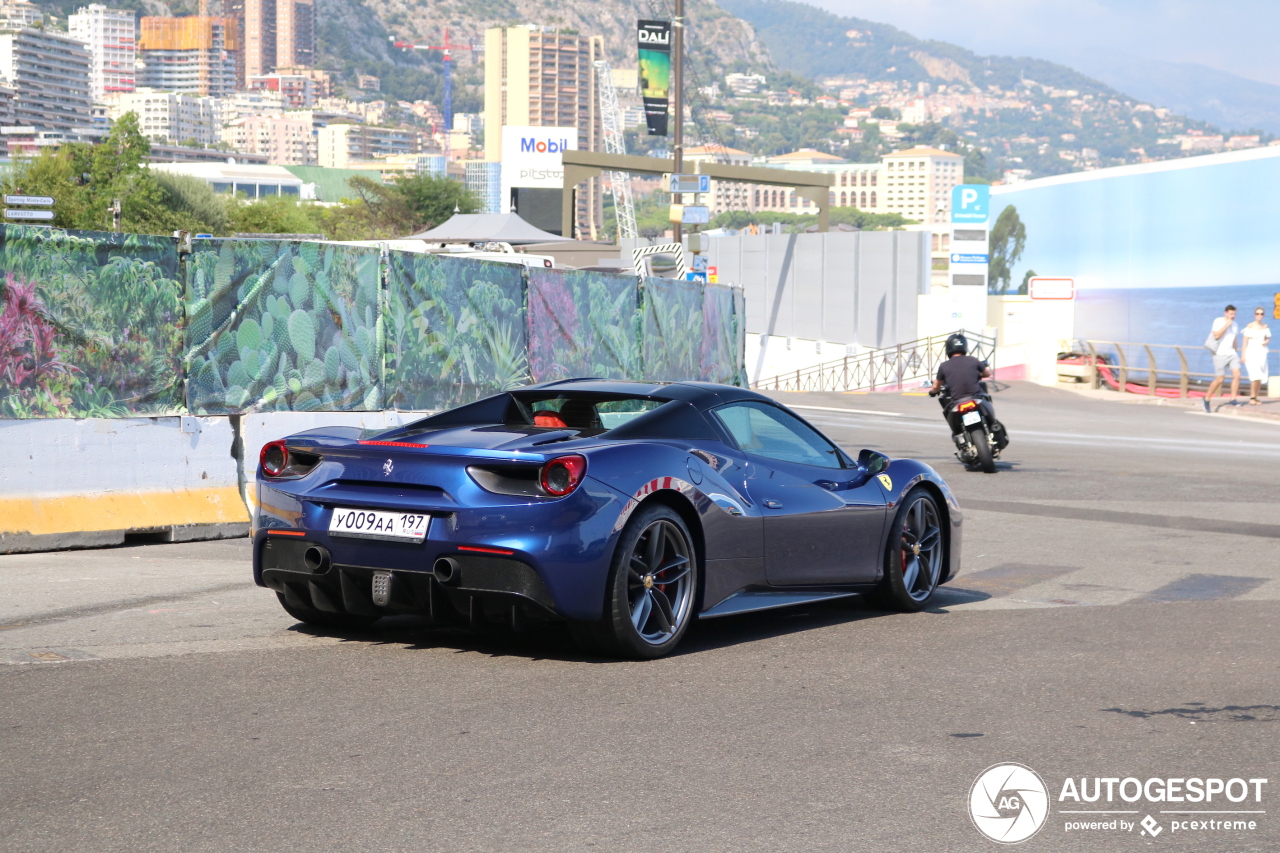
<box><xmin>2</xmin><ymin>382</ymin><xmax>1278</xmax><ymax>852</ymax></box>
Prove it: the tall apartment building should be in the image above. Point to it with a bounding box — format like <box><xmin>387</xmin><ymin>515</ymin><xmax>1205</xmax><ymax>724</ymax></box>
<box><xmin>0</xmin><ymin>0</ymin><xmax>41</xmax><ymax>28</ymax></box>
<box><xmin>879</xmin><ymin>146</ymin><xmax>963</xmax><ymax>226</ymax></box>
<box><xmin>465</xmin><ymin>160</ymin><xmax>501</xmax><ymax>213</ymax></box>
<box><xmin>248</xmin><ymin>71</ymin><xmax>318</xmax><ymax>108</ymax></box>
<box><xmin>68</xmin><ymin>5</ymin><xmax>136</xmax><ymax>100</ymax></box>
<box><xmin>232</xmin><ymin>0</ymin><xmax>314</xmax><ymax>78</ymax></box>
<box><xmin>0</xmin><ymin>27</ymin><xmax>93</xmax><ymax>131</ymax></box>
<box><xmin>317</xmin><ymin>123</ymin><xmax>416</xmax><ymax>168</ymax></box>
<box><xmin>137</xmin><ymin>16</ymin><xmax>239</xmax><ymax>97</ymax></box>
<box><xmin>483</xmin><ymin>26</ymin><xmax>604</xmax><ymax>239</ymax></box>
<box><xmin>108</xmin><ymin>89</ymin><xmax>222</xmax><ymax>146</ymax></box>
<box><xmin>222</xmin><ymin>112</ymin><xmax>316</xmax><ymax>164</ymax></box>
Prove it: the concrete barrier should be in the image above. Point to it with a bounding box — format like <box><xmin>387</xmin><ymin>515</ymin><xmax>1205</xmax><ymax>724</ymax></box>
<box><xmin>0</xmin><ymin>416</ymin><xmax>248</xmax><ymax>553</ymax></box>
<box><xmin>0</xmin><ymin>411</ymin><xmax>443</xmax><ymax>554</ymax></box>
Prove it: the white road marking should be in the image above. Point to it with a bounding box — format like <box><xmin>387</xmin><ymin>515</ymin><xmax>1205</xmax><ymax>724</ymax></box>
<box><xmin>787</xmin><ymin>404</ymin><xmax>904</xmax><ymax>417</ymax></box>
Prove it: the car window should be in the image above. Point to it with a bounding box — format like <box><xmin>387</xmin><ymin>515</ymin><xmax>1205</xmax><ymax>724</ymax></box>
<box><xmin>509</xmin><ymin>394</ymin><xmax>663</xmax><ymax>431</ymax></box>
<box><xmin>711</xmin><ymin>401</ymin><xmax>844</xmax><ymax>468</ymax></box>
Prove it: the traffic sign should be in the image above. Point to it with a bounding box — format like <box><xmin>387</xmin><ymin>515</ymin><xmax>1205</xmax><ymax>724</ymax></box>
<box><xmin>4</xmin><ymin>195</ymin><xmax>54</xmax><ymax>206</ymax></box>
<box><xmin>668</xmin><ymin>174</ymin><xmax>710</xmax><ymax>194</ymax></box>
<box><xmin>680</xmin><ymin>204</ymin><xmax>710</xmax><ymax>224</ymax></box>
<box><xmin>5</xmin><ymin>209</ymin><xmax>55</xmax><ymax>220</ymax></box>
<box><xmin>950</xmin><ymin>184</ymin><xmax>989</xmax><ymax>224</ymax></box>
<box><xmin>1028</xmin><ymin>277</ymin><xmax>1075</xmax><ymax>300</ymax></box>
<box><xmin>684</xmin><ymin>271</ymin><xmax>708</xmax><ymax>283</ymax></box>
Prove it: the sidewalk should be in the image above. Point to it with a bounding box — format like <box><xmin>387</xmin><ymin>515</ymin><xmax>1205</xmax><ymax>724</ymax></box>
<box><xmin>1051</xmin><ymin>379</ymin><xmax>1280</xmax><ymax>424</ymax></box>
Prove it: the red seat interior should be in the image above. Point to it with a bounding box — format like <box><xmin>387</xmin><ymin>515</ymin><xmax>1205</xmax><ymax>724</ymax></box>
<box><xmin>533</xmin><ymin>411</ymin><xmax>568</xmax><ymax>428</ymax></box>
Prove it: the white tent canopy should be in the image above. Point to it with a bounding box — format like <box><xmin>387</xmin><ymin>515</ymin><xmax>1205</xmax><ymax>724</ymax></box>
<box><xmin>405</xmin><ymin>213</ymin><xmax>573</xmax><ymax>244</ymax></box>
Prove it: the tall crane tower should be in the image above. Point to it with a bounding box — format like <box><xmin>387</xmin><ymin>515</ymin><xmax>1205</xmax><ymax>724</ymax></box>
<box><xmin>390</xmin><ymin>29</ymin><xmax>482</xmax><ymax>160</ymax></box>
<box><xmin>593</xmin><ymin>59</ymin><xmax>637</xmax><ymax>240</ymax></box>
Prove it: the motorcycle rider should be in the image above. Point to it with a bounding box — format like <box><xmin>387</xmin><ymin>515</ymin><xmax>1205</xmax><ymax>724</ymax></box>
<box><xmin>929</xmin><ymin>333</ymin><xmax>1009</xmax><ymax>449</ymax></box>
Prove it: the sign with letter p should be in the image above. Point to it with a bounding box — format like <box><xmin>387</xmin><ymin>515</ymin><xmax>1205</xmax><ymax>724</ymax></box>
<box><xmin>951</xmin><ymin>184</ymin><xmax>990</xmax><ymax>224</ymax></box>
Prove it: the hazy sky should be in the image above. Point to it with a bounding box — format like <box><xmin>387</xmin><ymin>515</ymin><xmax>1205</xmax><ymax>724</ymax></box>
<box><xmin>808</xmin><ymin>0</ymin><xmax>1280</xmax><ymax>86</ymax></box>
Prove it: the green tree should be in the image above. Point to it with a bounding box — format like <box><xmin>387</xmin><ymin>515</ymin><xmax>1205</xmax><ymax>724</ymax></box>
<box><xmin>1019</xmin><ymin>268</ymin><xmax>1038</xmax><ymax>295</ymax></box>
<box><xmin>989</xmin><ymin>205</ymin><xmax>1027</xmax><ymax>293</ymax></box>
<box><xmin>153</xmin><ymin>171</ymin><xmax>228</xmax><ymax>234</ymax></box>
<box><xmin>226</xmin><ymin>195</ymin><xmax>326</xmax><ymax>236</ymax></box>
<box><xmin>389</xmin><ymin>173</ymin><xmax>480</xmax><ymax>232</ymax></box>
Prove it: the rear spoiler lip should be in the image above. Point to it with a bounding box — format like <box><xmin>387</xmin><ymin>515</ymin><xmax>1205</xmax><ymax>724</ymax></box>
<box><xmin>284</xmin><ymin>436</ymin><xmax>559</xmax><ymax>465</ymax></box>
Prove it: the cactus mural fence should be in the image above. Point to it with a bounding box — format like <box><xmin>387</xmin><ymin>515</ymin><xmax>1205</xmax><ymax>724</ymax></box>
<box><xmin>0</xmin><ymin>225</ymin><xmax>745</xmax><ymax>418</ymax></box>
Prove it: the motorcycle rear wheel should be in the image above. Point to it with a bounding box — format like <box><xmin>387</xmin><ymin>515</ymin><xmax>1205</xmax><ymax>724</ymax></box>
<box><xmin>968</xmin><ymin>425</ymin><xmax>996</xmax><ymax>473</ymax></box>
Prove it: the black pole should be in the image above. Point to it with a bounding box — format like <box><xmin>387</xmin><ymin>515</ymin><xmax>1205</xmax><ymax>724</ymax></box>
<box><xmin>672</xmin><ymin>0</ymin><xmax>684</xmax><ymax>244</ymax></box>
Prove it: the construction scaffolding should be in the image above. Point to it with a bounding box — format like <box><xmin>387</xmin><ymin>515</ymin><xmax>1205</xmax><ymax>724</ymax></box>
<box><xmin>593</xmin><ymin>59</ymin><xmax>638</xmax><ymax>240</ymax></box>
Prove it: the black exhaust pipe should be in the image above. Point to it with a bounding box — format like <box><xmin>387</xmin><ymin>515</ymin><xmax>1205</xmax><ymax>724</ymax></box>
<box><xmin>433</xmin><ymin>557</ymin><xmax>458</xmax><ymax>584</ymax></box>
<box><xmin>302</xmin><ymin>545</ymin><xmax>331</xmax><ymax>572</ymax></box>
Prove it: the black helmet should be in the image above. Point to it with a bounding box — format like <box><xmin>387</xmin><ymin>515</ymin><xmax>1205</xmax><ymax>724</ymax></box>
<box><xmin>945</xmin><ymin>333</ymin><xmax>969</xmax><ymax>356</ymax></box>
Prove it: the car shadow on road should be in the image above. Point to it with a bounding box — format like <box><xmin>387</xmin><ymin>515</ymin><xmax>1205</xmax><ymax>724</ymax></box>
<box><xmin>284</xmin><ymin>584</ymin><xmax>994</xmax><ymax>662</ymax></box>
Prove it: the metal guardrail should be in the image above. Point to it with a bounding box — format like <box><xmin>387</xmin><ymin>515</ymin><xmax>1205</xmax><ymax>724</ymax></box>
<box><xmin>1082</xmin><ymin>340</ymin><xmax>1248</xmax><ymax>397</ymax></box>
<box><xmin>753</xmin><ymin>331</ymin><xmax>997</xmax><ymax>393</ymax></box>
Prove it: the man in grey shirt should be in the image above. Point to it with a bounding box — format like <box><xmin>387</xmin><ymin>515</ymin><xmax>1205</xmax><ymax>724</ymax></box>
<box><xmin>1204</xmin><ymin>304</ymin><xmax>1240</xmax><ymax>412</ymax></box>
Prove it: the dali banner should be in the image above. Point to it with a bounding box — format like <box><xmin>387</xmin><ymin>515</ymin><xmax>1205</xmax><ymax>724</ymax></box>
<box><xmin>638</xmin><ymin>19</ymin><xmax>671</xmax><ymax>136</ymax></box>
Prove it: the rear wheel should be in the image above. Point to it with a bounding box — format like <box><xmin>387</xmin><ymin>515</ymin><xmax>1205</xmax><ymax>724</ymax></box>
<box><xmin>577</xmin><ymin>505</ymin><xmax>698</xmax><ymax>659</ymax></box>
<box><xmin>276</xmin><ymin>592</ymin><xmax>378</xmax><ymax>631</ymax></box>
<box><xmin>870</xmin><ymin>488</ymin><xmax>944</xmax><ymax>612</ymax></box>
<box><xmin>969</xmin><ymin>425</ymin><xmax>995</xmax><ymax>473</ymax></box>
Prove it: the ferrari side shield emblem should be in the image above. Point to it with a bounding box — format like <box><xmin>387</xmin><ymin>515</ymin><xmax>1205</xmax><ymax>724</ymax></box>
<box><xmin>877</xmin><ymin>474</ymin><xmax>893</xmax><ymax>490</ymax></box>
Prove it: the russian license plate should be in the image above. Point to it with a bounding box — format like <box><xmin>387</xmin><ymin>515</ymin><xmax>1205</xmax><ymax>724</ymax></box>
<box><xmin>961</xmin><ymin>411</ymin><xmax>982</xmax><ymax>426</ymax></box>
<box><xmin>328</xmin><ymin>508</ymin><xmax>428</xmax><ymax>542</ymax></box>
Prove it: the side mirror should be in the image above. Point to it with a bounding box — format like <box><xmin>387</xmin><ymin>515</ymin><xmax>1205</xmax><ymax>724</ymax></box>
<box><xmin>858</xmin><ymin>448</ymin><xmax>890</xmax><ymax>475</ymax></box>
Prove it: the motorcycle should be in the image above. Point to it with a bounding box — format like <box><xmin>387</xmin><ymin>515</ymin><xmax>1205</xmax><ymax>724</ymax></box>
<box><xmin>930</xmin><ymin>379</ymin><xmax>1006</xmax><ymax>473</ymax></box>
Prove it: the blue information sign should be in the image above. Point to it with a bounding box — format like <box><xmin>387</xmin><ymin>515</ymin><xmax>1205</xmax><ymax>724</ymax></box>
<box><xmin>951</xmin><ymin>184</ymin><xmax>990</xmax><ymax>224</ymax></box>
<box><xmin>950</xmin><ymin>253</ymin><xmax>989</xmax><ymax>264</ymax></box>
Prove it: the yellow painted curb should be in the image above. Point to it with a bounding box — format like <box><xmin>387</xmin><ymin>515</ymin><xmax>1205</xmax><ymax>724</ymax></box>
<box><xmin>0</xmin><ymin>487</ymin><xmax>249</xmax><ymax>536</ymax></box>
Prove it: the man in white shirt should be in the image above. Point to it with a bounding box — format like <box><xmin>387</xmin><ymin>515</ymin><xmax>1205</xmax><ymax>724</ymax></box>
<box><xmin>1204</xmin><ymin>304</ymin><xmax>1240</xmax><ymax>411</ymax></box>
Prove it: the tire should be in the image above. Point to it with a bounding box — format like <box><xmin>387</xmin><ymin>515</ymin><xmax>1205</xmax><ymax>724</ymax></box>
<box><xmin>870</xmin><ymin>487</ymin><xmax>945</xmax><ymax>612</ymax></box>
<box><xmin>969</xmin><ymin>424</ymin><xmax>995</xmax><ymax>473</ymax></box>
<box><xmin>577</xmin><ymin>504</ymin><xmax>699</xmax><ymax>660</ymax></box>
<box><xmin>275</xmin><ymin>591</ymin><xmax>378</xmax><ymax>631</ymax></box>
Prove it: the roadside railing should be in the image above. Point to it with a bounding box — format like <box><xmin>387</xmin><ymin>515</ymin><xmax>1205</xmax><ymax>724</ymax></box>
<box><xmin>753</xmin><ymin>331</ymin><xmax>997</xmax><ymax>393</ymax></box>
<box><xmin>1079</xmin><ymin>340</ymin><xmax>1267</xmax><ymax>397</ymax></box>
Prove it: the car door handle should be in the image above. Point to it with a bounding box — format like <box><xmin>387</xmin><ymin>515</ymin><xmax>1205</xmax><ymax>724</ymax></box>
<box><xmin>763</xmin><ymin>499</ymin><xmax>783</xmax><ymax>509</ymax></box>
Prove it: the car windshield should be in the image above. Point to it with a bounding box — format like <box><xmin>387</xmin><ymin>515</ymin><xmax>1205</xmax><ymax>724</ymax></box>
<box><xmin>508</xmin><ymin>393</ymin><xmax>664</xmax><ymax>432</ymax></box>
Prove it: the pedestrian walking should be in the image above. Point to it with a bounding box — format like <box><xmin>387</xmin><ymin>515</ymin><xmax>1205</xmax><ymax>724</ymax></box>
<box><xmin>1241</xmin><ymin>307</ymin><xmax>1271</xmax><ymax>405</ymax></box>
<box><xmin>1203</xmin><ymin>304</ymin><xmax>1240</xmax><ymax>411</ymax></box>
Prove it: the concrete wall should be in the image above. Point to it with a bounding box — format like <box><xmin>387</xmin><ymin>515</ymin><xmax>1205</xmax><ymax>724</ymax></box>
<box><xmin>0</xmin><ymin>410</ymin><xmax>436</xmax><ymax>554</ymax></box>
<box><xmin>0</xmin><ymin>416</ymin><xmax>248</xmax><ymax>553</ymax></box>
<box><xmin>703</xmin><ymin>230</ymin><xmax>930</xmax><ymax>384</ymax></box>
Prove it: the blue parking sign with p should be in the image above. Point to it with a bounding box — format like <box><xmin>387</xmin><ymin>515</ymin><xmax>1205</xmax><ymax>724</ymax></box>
<box><xmin>951</xmin><ymin>184</ymin><xmax>989</xmax><ymax>224</ymax></box>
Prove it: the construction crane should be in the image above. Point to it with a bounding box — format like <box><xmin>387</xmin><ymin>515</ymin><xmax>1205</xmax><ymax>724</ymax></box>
<box><xmin>593</xmin><ymin>59</ymin><xmax>637</xmax><ymax>240</ymax></box>
<box><xmin>390</xmin><ymin>30</ymin><xmax>481</xmax><ymax>159</ymax></box>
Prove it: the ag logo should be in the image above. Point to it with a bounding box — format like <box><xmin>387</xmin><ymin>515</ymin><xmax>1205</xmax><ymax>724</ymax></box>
<box><xmin>969</xmin><ymin>763</ymin><xmax>1050</xmax><ymax>844</ymax></box>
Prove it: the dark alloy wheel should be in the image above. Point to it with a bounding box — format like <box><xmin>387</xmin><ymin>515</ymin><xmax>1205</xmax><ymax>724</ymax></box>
<box><xmin>579</xmin><ymin>504</ymin><xmax>698</xmax><ymax>659</ymax></box>
<box><xmin>871</xmin><ymin>488</ymin><xmax>944</xmax><ymax>612</ymax></box>
<box><xmin>276</xmin><ymin>592</ymin><xmax>378</xmax><ymax>631</ymax></box>
<box><xmin>968</xmin><ymin>424</ymin><xmax>996</xmax><ymax>473</ymax></box>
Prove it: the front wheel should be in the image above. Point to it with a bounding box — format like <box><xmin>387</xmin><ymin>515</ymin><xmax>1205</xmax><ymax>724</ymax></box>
<box><xmin>577</xmin><ymin>505</ymin><xmax>699</xmax><ymax>659</ymax></box>
<box><xmin>969</xmin><ymin>424</ymin><xmax>995</xmax><ymax>473</ymax></box>
<box><xmin>870</xmin><ymin>488</ymin><xmax>945</xmax><ymax>612</ymax></box>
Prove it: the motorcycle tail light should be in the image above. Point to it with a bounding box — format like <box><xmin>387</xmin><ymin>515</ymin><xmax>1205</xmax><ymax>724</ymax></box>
<box><xmin>957</xmin><ymin>401</ymin><xmax>978</xmax><ymax>413</ymax></box>
<box><xmin>540</xmin><ymin>454</ymin><xmax>587</xmax><ymax>497</ymax></box>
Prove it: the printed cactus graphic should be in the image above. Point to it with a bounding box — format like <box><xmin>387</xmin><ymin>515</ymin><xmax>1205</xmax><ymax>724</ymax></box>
<box><xmin>0</xmin><ymin>223</ymin><xmax>744</xmax><ymax>419</ymax></box>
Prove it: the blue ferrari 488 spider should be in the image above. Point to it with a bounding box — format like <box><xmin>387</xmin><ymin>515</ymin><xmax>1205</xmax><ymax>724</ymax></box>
<box><xmin>253</xmin><ymin>379</ymin><xmax>962</xmax><ymax>658</ymax></box>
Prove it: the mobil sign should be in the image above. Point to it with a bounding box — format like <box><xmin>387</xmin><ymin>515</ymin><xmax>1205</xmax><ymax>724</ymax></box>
<box><xmin>951</xmin><ymin>184</ymin><xmax>989</xmax><ymax>224</ymax></box>
<box><xmin>501</xmin><ymin>125</ymin><xmax>577</xmax><ymax>193</ymax></box>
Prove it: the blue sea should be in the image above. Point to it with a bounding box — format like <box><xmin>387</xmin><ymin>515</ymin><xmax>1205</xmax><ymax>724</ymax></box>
<box><xmin>1075</xmin><ymin>284</ymin><xmax>1279</xmax><ymax>377</ymax></box>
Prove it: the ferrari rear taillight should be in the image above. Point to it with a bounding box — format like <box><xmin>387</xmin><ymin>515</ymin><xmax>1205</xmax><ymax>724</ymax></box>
<box><xmin>540</xmin><ymin>454</ymin><xmax>587</xmax><ymax>497</ymax></box>
<box><xmin>260</xmin><ymin>440</ymin><xmax>289</xmax><ymax>477</ymax></box>
<box><xmin>259</xmin><ymin>440</ymin><xmax>321</xmax><ymax>479</ymax></box>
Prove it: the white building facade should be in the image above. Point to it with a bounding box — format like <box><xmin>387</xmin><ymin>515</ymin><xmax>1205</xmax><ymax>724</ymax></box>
<box><xmin>109</xmin><ymin>89</ymin><xmax>222</xmax><ymax>146</ymax></box>
<box><xmin>0</xmin><ymin>27</ymin><xmax>93</xmax><ymax>132</ymax></box>
<box><xmin>68</xmin><ymin>4</ymin><xmax>135</xmax><ymax>101</ymax></box>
